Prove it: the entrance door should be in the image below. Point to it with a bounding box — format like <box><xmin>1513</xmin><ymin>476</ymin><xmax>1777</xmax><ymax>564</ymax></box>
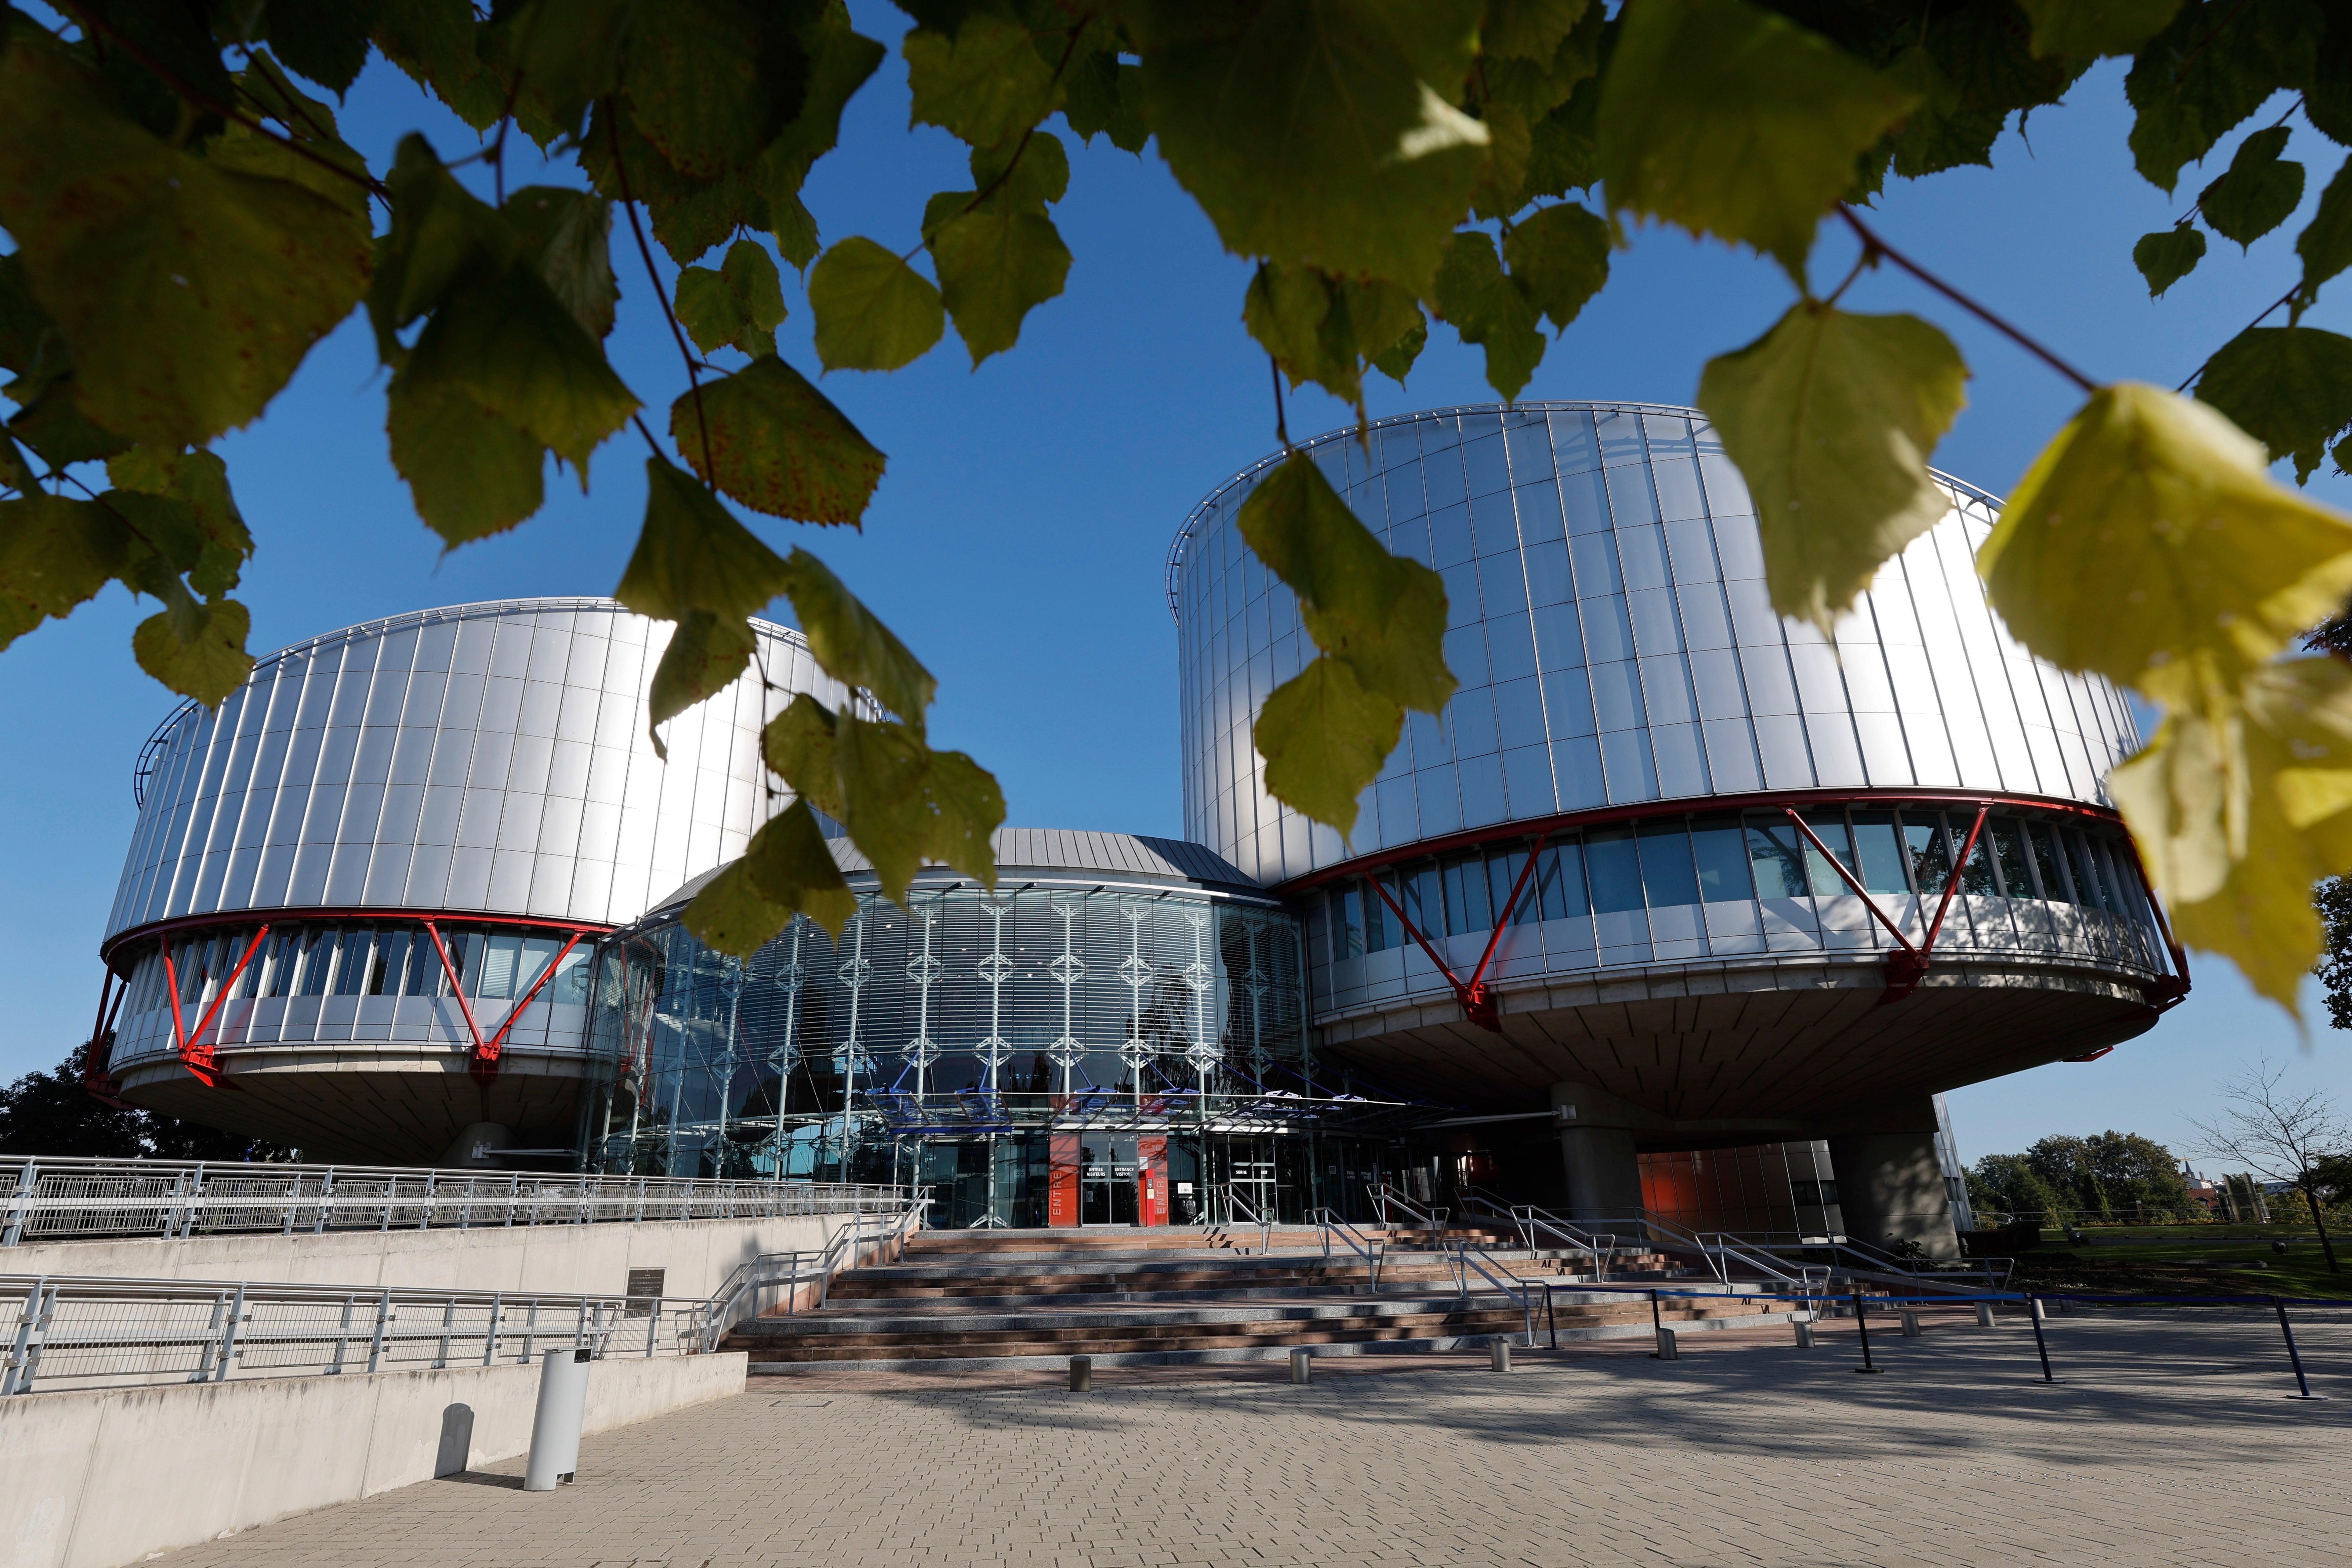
<box><xmin>1080</xmin><ymin>1136</ymin><xmax>1139</xmax><ymax>1225</ymax></box>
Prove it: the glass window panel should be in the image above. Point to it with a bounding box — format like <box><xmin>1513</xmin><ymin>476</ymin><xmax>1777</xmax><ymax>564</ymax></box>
<box><xmin>1746</xmin><ymin>817</ymin><xmax>1808</xmax><ymax>899</ymax></box>
<box><xmin>1550</xmin><ymin>410</ymin><xmax>1600</xmax><ymax>473</ymax></box>
<box><xmin>1560</xmin><ymin>469</ymin><xmax>1611</xmax><ymax>535</ymax></box>
<box><xmin>2028</xmin><ymin>821</ymin><xmax>2073</xmax><ymax>902</ymax></box>
<box><xmin>370</xmin><ymin>928</ymin><xmax>410</xmax><ymax>995</ymax></box>
<box><xmin>1487</xmin><ymin>849</ymin><xmax>1540</xmax><ymax>926</ymax></box>
<box><xmin>1424</xmin><ymin>444</ymin><xmax>1468</xmax><ymax>509</ymax></box>
<box><xmin>1402</xmin><ymin>864</ymin><xmax>1441</xmax><ymax>935</ymax></box>
<box><xmin>1443</xmin><ymin>854</ymin><xmax>1493</xmax><ymax>934</ymax></box>
<box><xmin>1525</xmin><ymin>540</ymin><xmax>1572</xmax><ymax>605</ymax></box>
<box><xmin>332</xmin><ymin>926</ymin><xmax>372</xmax><ymax>996</ymax></box>
<box><xmin>1586</xmin><ymin>827</ymin><xmax>1645</xmax><ymax>913</ymax></box>
<box><xmin>480</xmin><ymin>933</ymin><xmax>522</xmax><ymax>999</ymax></box>
<box><xmin>405</xmin><ymin>927</ymin><xmax>446</xmax><ymax>994</ymax></box>
<box><xmin>2063</xmin><ymin>830</ymin><xmax>2110</xmax><ymax>911</ymax></box>
<box><xmin>1850</xmin><ymin>810</ymin><xmax>1910</xmax><ymax>894</ymax></box>
<box><xmin>1532</xmin><ymin>602</ymin><xmax>1585</xmax><ymax>671</ymax></box>
<box><xmin>516</xmin><ymin>936</ymin><xmax>560</xmax><ymax>997</ymax></box>
<box><xmin>1957</xmin><ymin>818</ymin><xmax>1998</xmax><ymax>895</ymax></box>
<box><xmin>1800</xmin><ymin>812</ymin><xmax>1857</xmax><ymax>896</ymax></box>
<box><xmin>1536</xmin><ymin>841</ymin><xmax>1590</xmax><ymax>920</ymax></box>
<box><xmin>1989</xmin><ymin>817</ymin><xmax>2034</xmax><ymax>898</ymax></box>
<box><xmin>1690</xmin><ymin>815</ymin><xmax>1754</xmax><ymax>902</ymax></box>
<box><xmin>1900</xmin><ymin>812</ymin><xmax>1954</xmax><ymax>894</ymax></box>
<box><xmin>1366</xmin><ymin>876</ymin><xmax>1398</xmax><ymax>951</ymax></box>
<box><xmin>1637</xmin><ymin>819</ymin><xmax>1701</xmax><ymax>907</ymax></box>
<box><xmin>298</xmin><ymin>926</ymin><xmax>337</xmax><ymax>996</ymax></box>
<box><xmin>1336</xmin><ymin>886</ymin><xmax>1366</xmax><ymax>959</ymax></box>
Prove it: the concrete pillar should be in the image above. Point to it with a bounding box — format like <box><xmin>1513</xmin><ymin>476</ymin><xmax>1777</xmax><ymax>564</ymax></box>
<box><xmin>1826</xmin><ymin>1105</ymin><xmax>1960</xmax><ymax>1259</ymax></box>
<box><xmin>1550</xmin><ymin>1084</ymin><xmax>1643</xmax><ymax>1223</ymax></box>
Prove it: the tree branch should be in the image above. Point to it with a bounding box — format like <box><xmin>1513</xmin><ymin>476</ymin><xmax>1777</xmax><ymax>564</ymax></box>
<box><xmin>608</xmin><ymin>103</ymin><xmax>714</xmax><ymax>482</ymax></box>
<box><xmin>900</xmin><ymin>23</ymin><xmax>1090</xmax><ymax>263</ymax></box>
<box><xmin>1836</xmin><ymin>205</ymin><xmax>2098</xmax><ymax>395</ymax></box>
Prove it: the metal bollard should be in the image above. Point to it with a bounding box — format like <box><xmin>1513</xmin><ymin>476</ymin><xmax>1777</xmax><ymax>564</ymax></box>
<box><xmin>2030</xmin><ymin>1297</ymin><xmax>2048</xmax><ymax>1322</ymax></box>
<box><xmin>523</xmin><ymin>1348</ymin><xmax>592</xmax><ymax>1492</ymax></box>
<box><xmin>1899</xmin><ymin>1310</ymin><xmax>1922</xmax><ymax>1338</ymax></box>
<box><xmin>1069</xmin><ymin>1355</ymin><xmax>1092</xmax><ymax>1392</ymax></box>
<box><xmin>1793</xmin><ymin>1321</ymin><xmax>1815</xmax><ymax>1349</ymax></box>
<box><xmin>1652</xmin><ymin>1326</ymin><xmax>1679</xmax><ymax>1361</ymax></box>
<box><xmin>1975</xmin><ymin>1302</ymin><xmax>1996</xmax><ymax>1328</ymax></box>
<box><xmin>1289</xmin><ymin>1347</ymin><xmax>1312</xmax><ymax>1385</ymax></box>
<box><xmin>1489</xmin><ymin>1337</ymin><xmax>1511</xmax><ymax>1372</ymax></box>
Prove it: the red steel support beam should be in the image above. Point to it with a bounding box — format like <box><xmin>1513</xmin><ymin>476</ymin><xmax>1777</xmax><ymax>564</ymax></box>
<box><xmin>1778</xmin><ymin>809</ymin><xmax>1920</xmax><ymax>961</ymax></box>
<box><xmin>82</xmin><ymin>971</ymin><xmax>135</xmax><ymax>1110</ymax></box>
<box><xmin>1362</xmin><ymin>842</ymin><xmax>1548</xmax><ymax>1035</ymax></box>
<box><xmin>163</xmin><ymin>925</ymin><xmax>269</xmax><ymax>1089</ymax></box>
<box><xmin>421</xmin><ymin>919</ymin><xmax>489</xmax><ymax>1056</ymax></box>
<box><xmin>469</xmin><ymin>930</ymin><xmax>586</xmax><ymax>1087</ymax></box>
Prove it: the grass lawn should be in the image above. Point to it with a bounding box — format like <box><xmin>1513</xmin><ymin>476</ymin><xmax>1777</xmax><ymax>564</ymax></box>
<box><xmin>1993</xmin><ymin>1232</ymin><xmax>2352</xmax><ymax>1300</ymax></box>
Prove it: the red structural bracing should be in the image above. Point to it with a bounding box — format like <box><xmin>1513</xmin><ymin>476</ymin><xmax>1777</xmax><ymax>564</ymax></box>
<box><xmin>1779</xmin><ymin>805</ymin><xmax>1988</xmax><ymax>1005</ymax></box>
<box><xmin>81</xmin><ymin>971</ymin><xmax>134</xmax><ymax>1110</ymax></box>
<box><xmin>1364</xmin><ymin>833</ymin><xmax>1551</xmax><ymax>1033</ymax></box>
<box><xmin>162</xmin><ymin>924</ymin><xmax>270</xmax><ymax>1088</ymax></box>
<box><xmin>418</xmin><ymin>918</ymin><xmax>590</xmax><ymax>1088</ymax></box>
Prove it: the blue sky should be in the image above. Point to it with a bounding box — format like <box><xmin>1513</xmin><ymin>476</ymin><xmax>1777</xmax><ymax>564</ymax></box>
<box><xmin>6</xmin><ymin>16</ymin><xmax>2351</xmax><ymax>1166</ymax></box>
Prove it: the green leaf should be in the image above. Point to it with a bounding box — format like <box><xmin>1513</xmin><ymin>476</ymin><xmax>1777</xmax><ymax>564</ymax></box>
<box><xmin>264</xmin><ymin>0</ymin><xmax>378</xmax><ymax>94</ymax></box>
<box><xmin>621</xmin><ymin>0</ymin><xmax>803</xmax><ymax>180</ymax></box>
<box><xmin>1254</xmin><ymin>655</ymin><xmax>1399</xmax><ymax>838</ymax></box>
<box><xmin>370</xmin><ymin>135</ymin><xmax>519</xmax><ymax>362</ymax></box>
<box><xmin>1244</xmin><ymin>263</ymin><xmax>1362</xmax><ymax>408</ymax></box>
<box><xmin>929</xmin><ymin>209</ymin><xmax>1072</xmax><ymax>365</ymax></box>
<box><xmin>676</xmin><ymin>238</ymin><xmax>789</xmax><ymax>358</ymax></box>
<box><xmin>0</xmin><ymin>433</ymin><xmax>31</xmax><ymax>495</ymax></box>
<box><xmin>83</xmin><ymin>0</ymin><xmax>236</xmax><ymax>141</ymax></box>
<box><xmin>2124</xmin><ymin>0</ymin><xmax>2325</xmax><ymax>194</ymax></box>
<box><xmin>238</xmin><ymin>49</ymin><xmax>347</xmax><ymax>144</ymax></box>
<box><xmin>646</xmin><ymin>610</ymin><xmax>760</xmax><ymax>747</ymax></box>
<box><xmin>0</xmin><ymin>46</ymin><xmax>373</xmax><ymax>447</ymax></box>
<box><xmin>579</xmin><ymin>101</ymin><xmax>772</xmax><ymax>266</ymax></box>
<box><xmin>903</xmin><ymin>13</ymin><xmax>1065</xmax><ymax>149</ymax></box>
<box><xmin>2199</xmin><ymin>125</ymin><xmax>2306</xmax><ymax>248</ymax></box>
<box><xmin>487</xmin><ymin>0</ymin><xmax>634</xmax><ymax>143</ymax></box>
<box><xmin>771</xmin><ymin>191</ymin><xmax>822</xmax><ymax>271</ymax></box>
<box><xmin>760</xmin><ymin>695</ymin><xmax>1001</xmax><ymax>906</ymax></box>
<box><xmin>2294</xmin><ymin>154</ymin><xmax>2352</xmax><ymax>312</ymax></box>
<box><xmin>386</xmin><ymin>362</ymin><xmax>547</xmax><ymax>546</ymax></box>
<box><xmin>1883</xmin><ymin>43</ymin><xmax>2004</xmax><ymax>179</ymax></box>
<box><xmin>373</xmin><ymin>0</ymin><xmax>508</xmax><ymax>131</ymax></box>
<box><xmin>1502</xmin><ymin>201</ymin><xmax>1610</xmax><ymax>332</ymax></box>
<box><xmin>970</xmin><ymin>130</ymin><xmax>1071</xmax><ymax>214</ymax></box>
<box><xmin>2134</xmin><ymin>226</ymin><xmax>2208</xmax><ymax>297</ymax></box>
<box><xmin>0</xmin><ymin>494</ymin><xmax>131</xmax><ymax>651</ymax></box>
<box><xmin>1523</xmin><ymin>68</ymin><xmax>1599</xmax><ymax>199</ymax></box>
<box><xmin>504</xmin><ymin>187</ymin><xmax>620</xmax><ymax>341</ymax></box>
<box><xmin>761</xmin><ymin>2</ymin><xmax>888</xmax><ymax>197</ymax></box>
<box><xmin>104</xmin><ymin>448</ymin><xmax>250</xmax><ymax>597</ymax></box>
<box><xmin>2016</xmin><ymin>0</ymin><xmax>2185</xmax><ymax>59</ymax></box>
<box><xmin>1368</xmin><ymin>311</ymin><xmax>1427</xmax><ymax>384</ymax></box>
<box><xmin>1483</xmin><ymin>0</ymin><xmax>1591</xmax><ymax>63</ymax></box>
<box><xmin>619</xmin><ymin>455</ymin><xmax>794</xmax><ymax>624</ymax></box>
<box><xmin>679</xmin><ymin>856</ymin><xmax>793</xmax><ymax>956</ymax></box>
<box><xmin>404</xmin><ymin>262</ymin><xmax>639</xmax><ymax>474</ymax></box>
<box><xmin>917</xmin><ymin>748</ymin><xmax>1003</xmax><ymax>893</ymax></box>
<box><xmin>808</xmin><ymin>237</ymin><xmax>947</xmax><ymax>372</ymax></box>
<box><xmin>674</xmin><ymin>357</ymin><xmax>885</xmax><ymax>525</ymax></box>
<box><xmin>778</xmin><ymin>547</ymin><xmax>936</xmax><ymax>728</ymax></box>
<box><xmin>1346</xmin><ymin>279</ymin><xmax>1427</xmax><ymax>375</ymax></box>
<box><xmin>1597</xmin><ymin>0</ymin><xmax>1917</xmax><ymax>282</ymax></box>
<box><xmin>1238</xmin><ymin>452</ymin><xmax>1454</xmax><ymax>715</ymax></box>
<box><xmin>2194</xmin><ymin>326</ymin><xmax>2352</xmax><ymax>483</ymax></box>
<box><xmin>132</xmin><ymin>591</ymin><xmax>253</xmax><ymax>709</ymax></box>
<box><xmin>1430</xmin><ymin>231</ymin><xmax>1545</xmax><ymax>401</ymax></box>
<box><xmin>1977</xmin><ymin>382</ymin><xmax>2352</xmax><ymax>689</ymax></box>
<box><xmin>706</xmin><ymin>799</ymin><xmax>866</xmax><ymax>945</ymax></box>
<box><xmin>1696</xmin><ymin>301</ymin><xmax>1969</xmax><ymax>633</ymax></box>
<box><xmin>1469</xmin><ymin>102</ymin><xmax>1534</xmax><ymax>220</ymax></box>
<box><xmin>1139</xmin><ymin>0</ymin><xmax>1489</xmax><ymax>292</ymax></box>
<box><xmin>1062</xmin><ymin>50</ymin><xmax>1147</xmax><ymax>153</ymax></box>
<box><xmin>5</xmin><ymin>375</ymin><xmax>134</xmax><ymax>468</ymax></box>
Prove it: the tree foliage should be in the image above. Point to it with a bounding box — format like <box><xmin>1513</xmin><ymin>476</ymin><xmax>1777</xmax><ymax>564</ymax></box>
<box><xmin>1970</xmin><ymin>1132</ymin><xmax>2195</xmax><ymax>1224</ymax></box>
<box><xmin>0</xmin><ymin>1044</ymin><xmax>295</xmax><ymax>1159</ymax></box>
<box><xmin>8</xmin><ymin>3</ymin><xmax>2352</xmax><ymax>995</ymax></box>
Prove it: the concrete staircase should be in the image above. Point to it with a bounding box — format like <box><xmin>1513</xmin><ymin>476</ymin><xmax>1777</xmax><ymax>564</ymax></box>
<box><xmin>728</xmin><ymin>1225</ymin><xmax>1797</xmax><ymax>1371</ymax></box>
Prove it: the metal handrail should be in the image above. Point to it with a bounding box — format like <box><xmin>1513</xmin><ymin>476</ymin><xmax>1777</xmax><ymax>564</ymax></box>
<box><xmin>1755</xmin><ymin>1237</ymin><xmax>2014</xmax><ymax>1291</ymax></box>
<box><xmin>1</xmin><ymin>1272</ymin><xmax>700</xmax><ymax>1396</ymax></box>
<box><xmin>1448</xmin><ymin>1241</ymin><xmax>1537</xmax><ymax>1347</ymax></box>
<box><xmin>1218</xmin><ymin>1187</ymin><xmax>1274</xmax><ymax>1255</ymax></box>
<box><xmin>1508</xmin><ymin>1205</ymin><xmax>1618</xmax><ymax>1279</ymax></box>
<box><xmin>695</xmin><ymin>1200</ymin><xmax>929</xmax><ymax>1350</ymax></box>
<box><xmin>1</xmin><ymin>1154</ymin><xmax>917</xmax><ymax>1248</ymax></box>
<box><xmin>1452</xmin><ymin>1184</ymin><xmax>1519</xmax><ymax>1225</ymax></box>
<box><xmin>1307</xmin><ymin>1207</ymin><xmax>1385</xmax><ymax>1288</ymax></box>
<box><xmin>1369</xmin><ymin>1183</ymin><xmax>1450</xmax><ymax>1238</ymax></box>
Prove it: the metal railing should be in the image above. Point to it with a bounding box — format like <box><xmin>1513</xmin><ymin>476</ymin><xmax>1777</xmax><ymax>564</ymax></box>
<box><xmin>1508</xmin><ymin>1205</ymin><xmax>1619</xmax><ymax>1279</ymax></box>
<box><xmin>1</xmin><ymin>1273</ymin><xmax>704</xmax><ymax>1396</ymax></box>
<box><xmin>1369</xmin><ymin>1184</ymin><xmax>1450</xmax><ymax>1238</ymax></box>
<box><xmin>1</xmin><ymin>1155</ymin><xmax>916</xmax><ymax>1247</ymax></box>
<box><xmin>1307</xmin><ymin>1207</ymin><xmax>1385</xmax><ymax>1288</ymax></box>
<box><xmin>1448</xmin><ymin>1240</ymin><xmax>1538</xmax><ymax>1345</ymax></box>
<box><xmin>694</xmin><ymin>1204</ymin><xmax>929</xmax><ymax>1349</ymax></box>
<box><xmin>1210</xmin><ymin>1187</ymin><xmax>1274</xmax><ymax>1255</ymax></box>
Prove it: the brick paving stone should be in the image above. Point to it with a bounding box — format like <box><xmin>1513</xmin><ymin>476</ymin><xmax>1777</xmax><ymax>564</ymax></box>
<box><xmin>149</xmin><ymin>1314</ymin><xmax>2352</xmax><ymax>1568</ymax></box>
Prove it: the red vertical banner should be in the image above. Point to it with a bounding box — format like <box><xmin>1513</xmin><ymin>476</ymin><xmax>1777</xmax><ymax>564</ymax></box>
<box><xmin>1049</xmin><ymin>1132</ymin><xmax>1080</xmax><ymax>1227</ymax></box>
<box><xmin>1137</xmin><ymin>1134</ymin><xmax>1168</xmax><ymax>1227</ymax></box>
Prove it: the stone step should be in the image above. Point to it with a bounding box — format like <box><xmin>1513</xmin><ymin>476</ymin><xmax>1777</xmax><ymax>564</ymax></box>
<box><xmin>730</xmin><ymin>1296</ymin><xmax>1754</xmax><ymax>1341</ymax></box>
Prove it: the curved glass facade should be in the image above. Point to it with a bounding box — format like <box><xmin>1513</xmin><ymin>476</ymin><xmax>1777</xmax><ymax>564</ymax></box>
<box><xmin>576</xmin><ymin>832</ymin><xmax>1385</xmax><ymax>1227</ymax></box>
<box><xmin>1172</xmin><ymin>404</ymin><xmax>2143</xmax><ymax>889</ymax></box>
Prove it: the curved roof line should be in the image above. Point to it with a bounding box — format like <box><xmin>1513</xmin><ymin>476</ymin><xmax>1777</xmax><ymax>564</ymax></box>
<box><xmin>1161</xmin><ymin>399</ymin><xmax>2009</xmax><ymax>627</ymax></box>
<box><xmin>132</xmin><ymin>598</ymin><xmax>810</xmax><ymax>806</ymax></box>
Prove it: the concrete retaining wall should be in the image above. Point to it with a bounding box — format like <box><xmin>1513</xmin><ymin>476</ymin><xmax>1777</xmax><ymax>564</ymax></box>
<box><xmin>3</xmin><ymin>1212</ymin><xmax>858</xmax><ymax>1300</ymax></box>
<box><xmin>1</xmin><ymin>1351</ymin><xmax>747</xmax><ymax>1568</ymax></box>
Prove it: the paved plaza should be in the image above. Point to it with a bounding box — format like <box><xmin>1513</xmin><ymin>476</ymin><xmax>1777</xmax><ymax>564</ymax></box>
<box><xmin>159</xmin><ymin>1314</ymin><xmax>2352</xmax><ymax>1568</ymax></box>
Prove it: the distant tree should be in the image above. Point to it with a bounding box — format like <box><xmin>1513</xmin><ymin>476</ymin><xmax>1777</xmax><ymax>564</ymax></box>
<box><xmin>2315</xmin><ymin>876</ymin><xmax>2352</xmax><ymax>1032</ymax></box>
<box><xmin>2188</xmin><ymin>1059</ymin><xmax>2349</xmax><ymax>1274</ymax></box>
<box><xmin>1971</xmin><ymin>1134</ymin><xmax>2193</xmax><ymax>1225</ymax></box>
<box><xmin>2080</xmin><ymin>1131</ymin><xmax>2195</xmax><ymax>1221</ymax></box>
<box><xmin>0</xmin><ymin>1045</ymin><xmax>295</xmax><ymax>1162</ymax></box>
<box><xmin>1968</xmin><ymin>1153</ymin><xmax>2065</xmax><ymax>1227</ymax></box>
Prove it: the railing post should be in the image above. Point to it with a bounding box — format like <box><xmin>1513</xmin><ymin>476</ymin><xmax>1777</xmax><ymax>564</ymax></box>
<box><xmin>367</xmin><ymin>1289</ymin><xmax>392</xmax><ymax>1373</ymax></box>
<box><xmin>214</xmin><ymin>1281</ymin><xmax>248</xmax><ymax>1383</ymax></box>
<box><xmin>3</xmin><ymin>1277</ymin><xmax>51</xmax><ymax>1395</ymax></box>
<box><xmin>2</xmin><ymin>1158</ymin><xmax>32</xmax><ymax>1248</ymax></box>
<box><xmin>192</xmin><ymin>1289</ymin><xmax>230</xmax><ymax>1382</ymax></box>
<box><xmin>484</xmin><ymin>1293</ymin><xmax>503</xmax><ymax>1366</ymax></box>
<box><xmin>521</xmin><ymin>1302</ymin><xmax>539</xmax><ymax>1365</ymax></box>
<box><xmin>507</xmin><ymin>1173</ymin><xmax>520</xmax><ymax>1228</ymax></box>
<box><xmin>647</xmin><ymin>1297</ymin><xmax>660</xmax><ymax>1357</ymax></box>
<box><xmin>282</xmin><ymin>1174</ymin><xmax>298</xmax><ymax>1236</ymax></box>
<box><xmin>315</xmin><ymin>1168</ymin><xmax>335</xmax><ymax>1235</ymax></box>
<box><xmin>420</xmin><ymin>1172</ymin><xmax>436</xmax><ymax>1232</ymax></box>
<box><xmin>327</xmin><ymin>1294</ymin><xmax>356</xmax><ymax>1374</ymax></box>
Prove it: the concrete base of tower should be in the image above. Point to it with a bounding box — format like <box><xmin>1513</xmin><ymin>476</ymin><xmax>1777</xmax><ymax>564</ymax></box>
<box><xmin>112</xmin><ymin>1047</ymin><xmax>588</xmax><ymax>1166</ymax></box>
<box><xmin>1824</xmin><ymin>1101</ymin><xmax>1962</xmax><ymax>1260</ymax></box>
<box><xmin>1549</xmin><ymin>1084</ymin><xmax>1644</xmax><ymax>1222</ymax></box>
